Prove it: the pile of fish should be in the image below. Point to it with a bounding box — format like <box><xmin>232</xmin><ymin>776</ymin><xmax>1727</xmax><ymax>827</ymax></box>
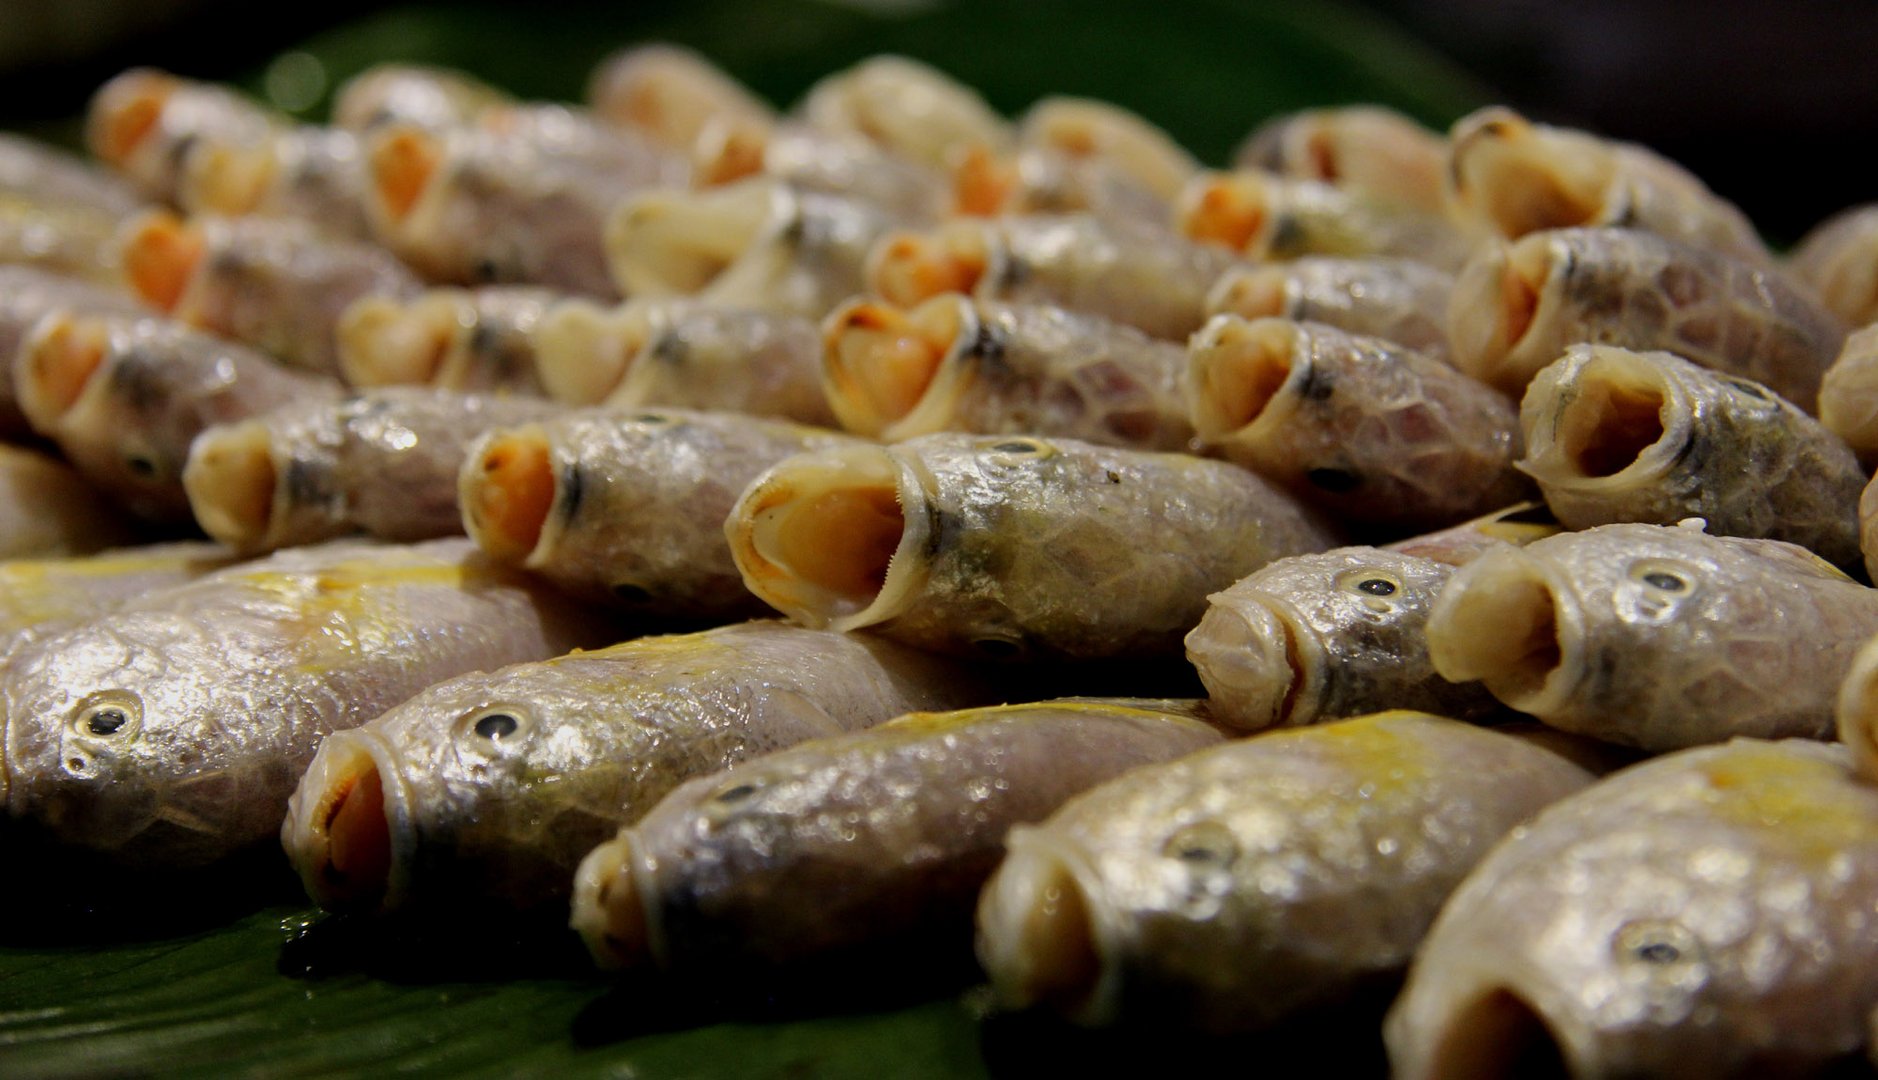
<box><xmin>8</xmin><ymin>45</ymin><xmax>1878</xmax><ymax>1075</ymax></box>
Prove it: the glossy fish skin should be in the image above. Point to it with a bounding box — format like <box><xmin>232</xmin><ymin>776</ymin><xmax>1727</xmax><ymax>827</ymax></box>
<box><xmin>868</xmin><ymin>214</ymin><xmax>1244</xmax><ymax>341</ymax></box>
<box><xmin>86</xmin><ymin>68</ymin><xmax>280</xmax><ymax>204</ymax></box>
<box><xmin>283</xmin><ymin>621</ymin><xmax>999</xmax><ymax>916</ymax></box>
<box><xmin>0</xmin><ymin>132</ymin><xmax>143</xmax><ymax>217</ymax></box>
<box><xmin>0</xmin><ymin>265</ymin><xmax>149</xmax><ymax>438</ymax></box>
<box><xmin>1205</xmin><ymin>257</ymin><xmax>1453</xmax><ymax>359</ymax></box>
<box><xmin>976</xmin><ymin>711</ymin><xmax>1594</xmax><ymax>1033</ymax></box>
<box><xmin>462</xmin><ymin>408</ymin><xmax>860</xmax><ymax>616</ymax></box>
<box><xmin>1450</xmin><ymin>227</ymin><xmax>1847</xmax><ymax>407</ymax></box>
<box><xmin>578</xmin><ymin>699</ymin><xmax>1224</xmax><ymax>973</ymax></box>
<box><xmin>1233</xmin><ymin>105</ymin><xmax>1448</xmax><ymax>214</ymax></box>
<box><xmin>1820</xmin><ymin>323</ymin><xmax>1878</xmax><ymax>465</ymax></box>
<box><xmin>796</xmin><ymin>55</ymin><xmax>1012</xmax><ymax>171</ymax></box>
<box><xmin>338</xmin><ymin>286</ymin><xmax>559</xmax><ymax>394</ymax></box>
<box><xmin>1445</xmin><ymin>105</ymin><xmax>1769</xmax><ymax>263</ymax></box>
<box><xmin>534</xmin><ymin>299</ymin><xmax>833</xmax><ymax>425</ymax></box>
<box><xmin>0</xmin><ymin>538</ymin><xmax>618</xmax><ymax>868</ymax></box>
<box><xmin>1387</xmin><ymin>738</ymin><xmax>1878</xmax><ymax>1079</ymax></box>
<box><xmin>0</xmin><ymin>542</ymin><xmax>236</xmax><ymax>660</ymax></box>
<box><xmin>1188</xmin><ymin>316</ymin><xmax>1530</xmax><ymax>533</ymax></box>
<box><xmin>1519</xmin><ymin>345</ymin><xmax>1864</xmax><ymax>570</ymax></box>
<box><xmin>183</xmin><ymin>388</ymin><xmax>563</xmax><ymax>553</ymax></box>
<box><xmin>1789</xmin><ymin>203</ymin><xmax>1878</xmax><ymax>327</ymax></box>
<box><xmin>822</xmin><ymin>294</ymin><xmax>1194</xmax><ymax>450</ymax></box>
<box><xmin>15</xmin><ymin>314</ymin><xmax>340</xmax><ymax>523</ymax></box>
<box><xmin>1179</xmin><ymin>170</ymin><xmax>1472</xmax><ymax>271</ymax></box>
<box><xmin>728</xmin><ymin>432</ymin><xmax>1338</xmax><ymax>662</ymax></box>
<box><xmin>177</xmin><ymin>126</ymin><xmax>371</xmax><ymax>240</ymax></box>
<box><xmin>1185</xmin><ymin>547</ymin><xmax>1500</xmax><ymax>732</ymax></box>
<box><xmin>608</xmin><ymin>179</ymin><xmax>892</xmax><ymax>319</ymax></box>
<box><xmin>0</xmin><ymin>193</ymin><xmax>124</xmax><ymax>285</ymax></box>
<box><xmin>332</xmin><ymin>64</ymin><xmax>512</xmax><ymax>134</ymax></box>
<box><xmin>0</xmin><ymin>446</ymin><xmax>141</xmax><ymax>561</ymax></box>
<box><xmin>1427</xmin><ymin>521</ymin><xmax>1878</xmax><ymax>751</ymax></box>
<box><xmin>586</xmin><ymin>44</ymin><xmax>776</xmax><ymax>151</ymax></box>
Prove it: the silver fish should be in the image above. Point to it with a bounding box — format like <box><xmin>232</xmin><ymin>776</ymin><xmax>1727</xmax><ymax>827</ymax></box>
<box><xmin>573</xmin><ymin>698</ymin><xmax>1224</xmax><ymax>973</ymax></box>
<box><xmin>0</xmin><ymin>192</ymin><xmax>124</xmax><ymax>285</ymax></box>
<box><xmin>1789</xmin><ymin>203</ymin><xmax>1878</xmax><ymax>327</ymax></box>
<box><xmin>1449</xmin><ymin>226</ymin><xmax>1847</xmax><ymax>407</ymax></box>
<box><xmin>1386</xmin><ymin>738</ymin><xmax>1878</xmax><ymax>1078</ymax></box>
<box><xmin>0</xmin><ymin>446</ymin><xmax>141</xmax><ymax>561</ymax></box>
<box><xmin>0</xmin><ymin>131</ymin><xmax>143</xmax><ymax>217</ymax></box>
<box><xmin>0</xmin><ymin>538</ymin><xmax>618</xmax><ymax>868</ymax></box>
<box><xmin>1427</xmin><ymin>521</ymin><xmax>1878</xmax><ymax>750</ymax></box>
<box><xmin>1178</xmin><ymin>169</ymin><xmax>1472</xmax><ymax>270</ymax></box>
<box><xmin>459</xmin><ymin>407</ymin><xmax>859</xmax><ymax>616</ymax></box>
<box><xmin>1519</xmin><ymin>344</ymin><xmax>1863</xmax><ymax>569</ymax></box>
<box><xmin>1205</xmin><ymin>257</ymin><xmax>1454</xmax><ymax>359</ymax></box>
<box><xmin>1234</xmin><ymin>105</ymin><xmax>1449</xmax><ymax>214</ymax></box>
<box><xmin>727</xmin><ymin>432</ymin><xmax>1337</xmax><ymax>661</ymax></box>
<box><xmin>1187</xmin><ymin>316</ymin><xmax>1529</xmax><ymax>532</ymax></box>
<box><xmin>86</xmin><ymin>68</ymin><xmax>280</xmax><ymax>204</ymax></box>
<box><xmin>977</xmin><ymin>711</ymin><xmax>1594</xmax><ymax>1032</ymax></box>
<box><xmin>282</xmin><ymin>620</ymin><xmax>999</xmax><ymax>916</ymax></box>
<box><xmin>177</xmin><ymin>125</ymin><xmax>372</xmax><ymax>240</ymax></box>
<box><xmin>822</xmin><ymin>294</ymin><xmax>1193</xmax><ymax>450</ymax></box>
<box><xmin>182</xmin><ymin>388</ymin><xmax>562</xmax><ymax>553</ymax></box>
<box><xmin>337</xmin><ymin>286</ymin><xmax>559</xmax><ymax>394</ymax></box>
<box><xmin>0</xmin><ymin>265</ymin><xmax>149</xmax><ymax>438</ymax></box>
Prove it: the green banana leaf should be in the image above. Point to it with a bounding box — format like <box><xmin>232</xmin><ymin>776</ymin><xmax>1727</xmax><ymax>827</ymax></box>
<box><xmin>1</xmin><ymin>2</ymin><xmax>1483</xmax><ymax>1074</ymax></box>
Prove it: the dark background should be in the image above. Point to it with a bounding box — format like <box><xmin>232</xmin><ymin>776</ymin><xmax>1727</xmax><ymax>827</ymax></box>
<box><xmin>2</xmin><ymin>0</ymin><xmax>1873</xmax><ymax>246</ymax></box>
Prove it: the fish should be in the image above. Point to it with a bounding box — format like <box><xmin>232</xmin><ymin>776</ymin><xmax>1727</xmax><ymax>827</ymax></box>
<box><xmin>282</xmin><ymin>620</ymin><xmax>1001</xmax><ymax>917</ymax></box>
<box><xmin>1016</xmin><ymin>97</ymin><xmax>1200</xmax><ymax>207</ymax></box>
<box><xmin>976</xmin><ymin>711</ymin><xmax>1595</xmax><ymax>1032</ymax></box>
<box><xmin>1187</xmin><ymin>316</ymin><xmax>1530</xmax><ymax>533</ymax></box>
<box><xmin>0</xmin><ymin>131</ymin><xmax>143</xmax><ymax>217</ymax></box>
<box><xmin>1518</xmin><ymin>344</ymin><xmax>1864</xmax><ymax>570</ymax></box>
<box><xmin>182</xmin><ymin>388</ymin><xmax>562</xmax><ymax>553</ymax></box>
<box><xmin>1386</xmin><ymin>737</ymin><xmax>1878</xmax><ymax>1078</ymax></box>
<box><xmin>0</xmin><ymin>537</ymin><xmax>620</xmax><ymax>868</ymax></box>
<box><xmin>1449</xmin><ymin>226</ymin><xmax>1847</xmax><ymax>407</ymax></box>
<box><xmin>1234</xmin><ymin>105</ymin><xmax>1449</xmax><ymax>214</ymax></box>
<box><xmin>533</xmin><ymin>298</ymin><xmax>834</xmax><ymax>425</ymax></box>
<box><xmin>1445</xmin><ymin>105</ymin><xmax>1770</xmax><ymax>263</ymax></box>
<box><xmin>694</xmin><ymin>123</ymin><xmax>949</xmax><ymax>225</ymax></box>
<box><xmin>337</xmin><ymin>286</ymin><xmax>559</xmax><ymax>394</ymax></box>
<box><xmin>1426</xmin><ymin>520</ymin><xmax>1878</xmax><ymax>750</ymax></box>
<box><xmin>0</xmin><ymin>192</ymin><xmax>124</xmax><ymax>285</ymax></box>
<box><xmin>950</xmin><ymin>142</ymin><xmax>1178</xmax><ymax>234</ymax></box>
<box><xmin>0</xmin><ymin>542</ymin><xmax>237</xmax><ymax>660</ymax></box>
<box><xmin>865</xmin><ymin>214</ymin><xmax>1243</xmax><ymax>341</ymax></box>
<box><xmin>459</xmin><ymin>407</ymin><xmax>860</xmax><ymax>616</ymax></box>
<box><xmin>607</xmin><ymin>178</ymin><xmax>893</xmax><ymax>319</ymax></box>
<box><xmin>1819</xmin><ymin>323</ymin><xmax>1878</xmax><ymax>465</ymax></box>
<box><xmin>573</xmin><ymin>698</ymin><xmax>1225</xmax><ymax>975</ymax></box>
<box><xmin>0</xmin><ymin>446</ymin><xmax>142</xmax><ymax>560</ymax></box>
<box><xmin>1179</xmin><ymin>169</ymin><xmax>1472</xmax><ymax>270</ymax></box>
<box><xmin>796</xmin><ymin>55</ymin><xmax>1013</xmax><ymax>171</ymax></box>
<box><xmin>15</xmin><ymin>312</ymin><xmax>340</xmax><ymax>523</ymax></box>
<box><xmin>85</xmin><ymin>68</ymin><xmax>281</xmax><ymax>204</ymax></box>
<box><xmin>0</xmin><ymin>265</ymin><xmax>150</xmax><ymax>438</ymax></box>
<box><xmin>726</xmin><ymin>432</ymin><xmax>1338</xmax><ymax>661</ymax></box>
<box><xmin>176</xmin><ymin>125</ymin><xmax>372</xmax><ymax>240</ymax></box>
<box><xmin>1788</xmin><ymin>203</ymin><xmax>1878</xmax><ymax>327</ymax></box>
<box><xmin>330</xmin><ymin>63</ymin><xmax>513</xmax><ymax>134</ymax></box>
<box><xmin>1205</xmin><ymin>256</ymin><xmax>1454</xmax><ymax>359</ymax></box>
<box><xmin>822</xmin><ymin>294</ymin><xmax>1193</xmax><ymax>450</ymax></box>
<box><xmin>586</xmin><ymin>43</ymin><xmax>777</xmax><ymax>152</ymax></box>
<box><xmin>117</xmin><ymin>209</ymin><xmax>423</xmax><ymax>376</ymax></box>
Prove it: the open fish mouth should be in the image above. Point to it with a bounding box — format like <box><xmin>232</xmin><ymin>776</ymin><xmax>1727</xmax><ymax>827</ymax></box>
<box><xmin>1184</xmin><ymin>593</ymin><xmax>1315</xmax><ymax>732</ymax></box>
<box><xmin>726</xmin><ymin>444</ymin><xmax>929</xmax><ymax>630</ymax></box>
<box><xmin>976</xmin><ymin>826</ymin><xmax>1118</xmax><ymax>1025</ymax></box>
<box><xmin>1521</xmin><ymin>347</ymin><xmax>1674</xmax><ymax>488</ymax></box>
<box><xmin>117</xmin><ymin>209</ymin><xmax>205</xmax><ymax>314</ymax></box>
<box><xmin>1392</xmin><ymin>983</ymin><xmax>1579</xmax><ymax>1080</ymax></box>
<box><xmin>364</xmin><ymin>124</ymin><xmax>444</xmax><ymax>228</ymax></box>
<box><xmin>86</xmin><ymin>68</ymin><xmax>174</xmax><ymax>167</ymax></box>
<box><xmin>1449</xmin><ymin>106</ymin><xmax>1612</xmax><ymax>239</ymax></box>
<box><xmin>533</xmin><ymin>299</ymin><xmax>656</xmax><ymax>406</ymax></box>
<box><xmin>1187</xmin><ymin>315</ymin><xmax>1304</xmax><ymax>444</ymax></box>
<box><xmin>820</xmin><ymin>294</ymin><xmax>967</xmax><ymax>438</ymax></box>
<box><xmin>605</xmin><ymin>180</ymin><xmax>780</xmax><ymax>298</ymax></box>
<box><xmin>283</xmin><ymin>729</ymin><xmax>411</xmax><ymax>914</ymax></box>
<box><xmin>1448</xmin><ymin>235</ymin><xmax>1551</xmax><ymax>392</ymax></box>
<box><xmin>15</xmin><ymin>313</ymin><xmax>111</xmax><ymax>431</ymax></box>
<box><xmin>1177</xmin><ymin>170</ymin><xmax>1271</xmax><ymax>255</ymax></box>
<box><xmin>337</xmin><ymin>294</ymin><xmax>458</xmax><ymax>387</ymax></box>
<box><xmin>1425</xmin><ymin>546</ymin><xmax>1580</xmax><ymax>715</ymax></box>
<box><xmin>459</xmin><ymin>426</ymin><xmax>560</xmax><ymax>565</ymax></box>
<box><xmin>182</xmin><ymin>421</ymin><xmax>281</xmax><ymax>551</ymax></box>
<box><xmin>1207</xmin><ymin>265</ymin><xmax>1292</xmax><ymax>321</ymax></box>
<box><xmin>865</xmin><ymin>219</ymin><xmax>990</xmax><ymax>308</ymax></box>
<box><xmin>182</xmin><ymin>139</ymin><xmax>277</xmax><ymax>217</ymax></box>
<box><xmin>569</xmin><ymin>829</ymin><xmax>657</xmax><ymax>970</ymax></box>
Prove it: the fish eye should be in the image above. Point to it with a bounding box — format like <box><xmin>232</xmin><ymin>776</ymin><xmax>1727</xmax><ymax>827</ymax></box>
<box><xmin>713</xmin><ymin>781</ymin><xmax>760</xmax><ymax>805</ymax></box>
<box><xmin>1613</xmin><ymin>919</ymin><xmax>1702</xmax><ymax>970</ymax></box>
<box><xmin>981</xmin><ymin>437</ymin><xmax>1053</xmax><ymax>457</ymax></box>
<box><xmin>628</xmin><ymin>412</ymin><xmax>673</xmax><ymax>426</ymax></box>
<box><xmin>1335</xmin><ymin>568</ymin><xmax>1405</xmax><ymax>609</ymax></box>
<box><xmin>458</xmin><ymin>705</ymin><xmax>533</xmax><ymax>746</ymax></box>
<box><xmin>1630</xmin><ymin>561</ymin><xmax>1696</xmax><ymax>594</ymax></box>
<box><xmin>972</xmin><ymin>634</ymin><xmax>1025</xmax><ymax>660</ymax></box>
<box><xmin>69</xmin><ymin>693</ymin><xmax>142</xmax><ymax>742</ymax></box>
<box><xmin>1162</xmin><ymin>820</ymin><xmax>1239</xmax><ymax>868</ymax></box>
<box><xmin>611</xmin><ymin>582</ymin><xmax>652</xmax><ymax>604</ymax></box>
<box><xmin>474</xmin><ymin>713</ymin><xmax>519</xmax><ymax>740</ymax></box>
<box><xmin>125</xmin><ymin>454</ymin><xmax>158</xmax><ymax>478</ymax></box>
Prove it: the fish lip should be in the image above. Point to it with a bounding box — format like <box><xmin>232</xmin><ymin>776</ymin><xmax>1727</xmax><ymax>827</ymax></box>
<box><xmin>824</xmin><ymin>293</ymin><xmax>974</xmax><ymax>442</ymax></box>
<box><xmin>1428</xmin><ymin>546</ymin><xmax>1586</xmax><ymax>717</ymax></box>
<box><xmin>1185</xmin><ymin>592</ymin><xmax>1324</xmax><ymax>732</ymax></box>
<box><xmin>1387</xmin><ymin>971</ymin><xmax>1592</xmax><ymax>1080</ymax></box>
<box><xmin>1516</xmin><ymin>346</ymin><xmax>1682</xmax><ymax>494</ymax></box>
<box><xmin>283</xmin><ymin>727</ymin><xmax>415</xmax><ymax>914</ymax></box>
<box><xmin>978</xmin><ymin>825</ymin><xmax>1122</xmax><ymax>1025</ymax></box>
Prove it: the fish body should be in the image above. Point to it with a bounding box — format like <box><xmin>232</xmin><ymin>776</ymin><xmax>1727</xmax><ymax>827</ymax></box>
<box><xmin>1427</xmin><ymin>521</ymin><xmax>1878</xmax><ymax>750</ymax></box>
<box><xmin>338</xmin><ymin>286</ymin><xmax>559</xmax><ymax>394</ymax></box>
<box><xmin>1206</xmin><ymin>257</ymin><xmax>1453</xmax><ymax>359</ymax></box>
<box><xmin>86</xmin><ymin>68</ymin><xmax>280</xmax><ymax>204</ymax></box>
<box><xmin>953</xmin><ymin>143</ymin><xmax>1177</xmax><ymax>233</ymax></box>
<box><xmin>796</xmin><ymin>55</ymin><xmax>1012</xmax><ymax>171</ymax></box>
<box><xmin>586</xmin><ymin>44</ymin><xmax>776</xmax><ymax>151</ymax></box>
<box><xmin>1820</xmin><ymin>323</ymin><xmax>1878</xmax><ymax>465</ymax></box>
<box><xmin>0</xmin><ymin>542</ymin><xmax>236</xmax><ymax>660</ymax></box>
<box><xmin>977</xmin><ymin>711</ymin><xmax>1594</xmax><ymax>1032</ymax></box>
<box><xmin>702</xmin><ymin>124</ymin><xmax>949</xmax><ymax>224</ymax></box>
<box><xmin>1235</xmin><ymin>106</ymin><xmax>1448</xmax><ymax>213</ymax></box>
<box><xmin>1180</xmin><ymin>170</ymin><xmax>1472</xmax><ymax>270</ymax></box>
<box><xmin>1018</xmin><ymin>97</ymin><xmax>1199</xmax><ymax>208</ymax></box>
<box><xmin>1</xmin><ymin>538</ymin><xmax>618</xmax><ymax>867</ymax></box>
<box><xmin>0</xmin><ymin>193</ymin><xmax>124</xmax><ymax>285</ymax></box>
<box><xmin>728</xmin><ymin>432</ymin><xmax>1337</xmax><ymax>661</ymax></box>
<box><xmin>0</xmin><ymin>265</ymin><xmax>149</xmax><ymax>438</ymax></box>
<box><xmin>0</xmin><ymin>446</ymin><xmax>141</xmax><ymax>560</ymax></box>
<box><xmin>1789</xmin><ymin>203</ymin><xmax>1878</xmax><ymax>327</ymax></box>
<box><xmin>1387</xmin><ymin>738</ymin><xmax>1878</xmax><ymax>1078</ymax></box>
<box><xmin>0</xmin><ymin>131</ymin><xmax>143</xmax><ymax>217</ymax></box>
<box><xmin>1519</xmin><ymin>344</ymin><xmax>1863</xmax><ymax>569</ymax></box>
<box><xmin>177</xmin><ymin>125</ymin><xmax>372</xmax><ymax>239</ymax></box>
<box><xmin>575</xmin><ymin>699</ymin><xmax>1224</xmax><ymax>973</ymax></box>
<box><xmin>283</xmin><ymin>620</ymin><xmax>1000</xmax><ymax>915</ymax></box>
<box><xmin>332</xmin><ymin>64</ymin><xmax>513</xmax><ymax>134</ymax></box>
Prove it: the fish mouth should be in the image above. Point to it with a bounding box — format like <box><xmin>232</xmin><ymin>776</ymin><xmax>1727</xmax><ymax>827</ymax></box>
<box><xmin>15</xmin><ymin>312</ymin><xmax>111</xmax><ymax>431</ymax></box>
<box><xmin>689</xmin><ymin>116</ymin><xmax>771</xmax><ymax>187</ymax></box>
<box><xmin>726</xmin><ymin>443</ymin><xmax>930</xmax><ymax>629</ymax></box>
<box><xmin>1520</xmin><ymin>347</ymin><xmax>1673</xmax><ymax>489</ymax></box>
<box><xmin>1393</xmin><ymin>985</ymin><xmax>1578</xmax><ymax>1080</ymax></box>
<box><xmin>459</xmin><ymin>426</ymin><xmax>559</xmax><ymax>565</ymax></box>
<box><xmin>1022</xmin><ymin>97</ymin><xmax>1197</xmax><ymax>202</ymax></box>
<box><xmin>1424</xmin><ymin>546</ymin><xmax>1580</xmax><ymax>715</ymax></box>
<box><xmin>1177</xmin><ymin>170</ymin><xmax>1271</xmax><ymax>255</ymax></box>
<box><xmin>1187</xmin><ymin>315</ymin><xmax>1302</xmax><ymax>444</ymax></box>
<box><xmin>283</xmin><ymin>729</ymin><xmax>410</xmax><ymax>914</ymax></box>
<box><xmin>86</xmin><ymin>68</ymin><xmax>174</xmax><ymax>167</ymax></box>
<box><xmin>569</xmin><ymin>828</ymin><xmax>661</xmax><ymax>970</ymax></box>
<box><xmin>533</xmin><ymin>299</ymin><xmax>655</xmax><ymax>406</ymax></box>
<box><xmin>365</xmin><ymin>124</ymin><xmax>443</xmax><ymax>227</ymax></box>
<box><xmin>117</xmin><ymin>209</ymin><xmax>204</xmax><ymax>314</ymax></box>
<box><xmin>1449</xmin><ymin>106</ymin><xmax>1611</xmax><ymax>239</ymax></box>
<box><xmin>181</xmin><ymin>138</ymin><xmax>277</xmax><ymax>217</ymax></box>
<box><xmin>951</xmin><ymin>143</ymin><xmax>1017</xmax><ymax>216</ymax></box>
<box><xmin>820</xmin><ymin>294</ymin><xmax>967</xmax><ymax>439</ymax></box>
<box><xmin>182</xmin><ymin>420</ymin><xmax>281</xmax><ymax>551</ymax></box>
<box><xmin>865</xmin><ymin>219</ymin><xmax>991</xmax><ymax>308</ymax></box>
<box><xmin>1448</xmin><ymin>235</ymin><xmax>1548</xmax><ymax>394</ymax></box>
<box><xmin>1836</xmin><ymin>635</ymin><xmax>1878</xmax><ymax>782</ymax></box>
<box><xmin>336</xmin><ymin>294</ymin><xmax>459</xmax><ymax>388</ymax></box>
<box><xmin>1183</xmin><ymin>593</ymin><xmax>1318</xmax><ymax>732</ymax></box>
<box><xmin>975</xmin><ymin>827</ymin><xmax>1118</xmax><ymax>1025</ymax></box>
<box><xmin>605</xmin><ymin>180</ymin><xmax>780</xmax><ymax>299</ymax></box>
<box><xmin>1206</xmin><ymin>265</ymin><xmax>1291</xmax><ymax>321</ymax></box>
